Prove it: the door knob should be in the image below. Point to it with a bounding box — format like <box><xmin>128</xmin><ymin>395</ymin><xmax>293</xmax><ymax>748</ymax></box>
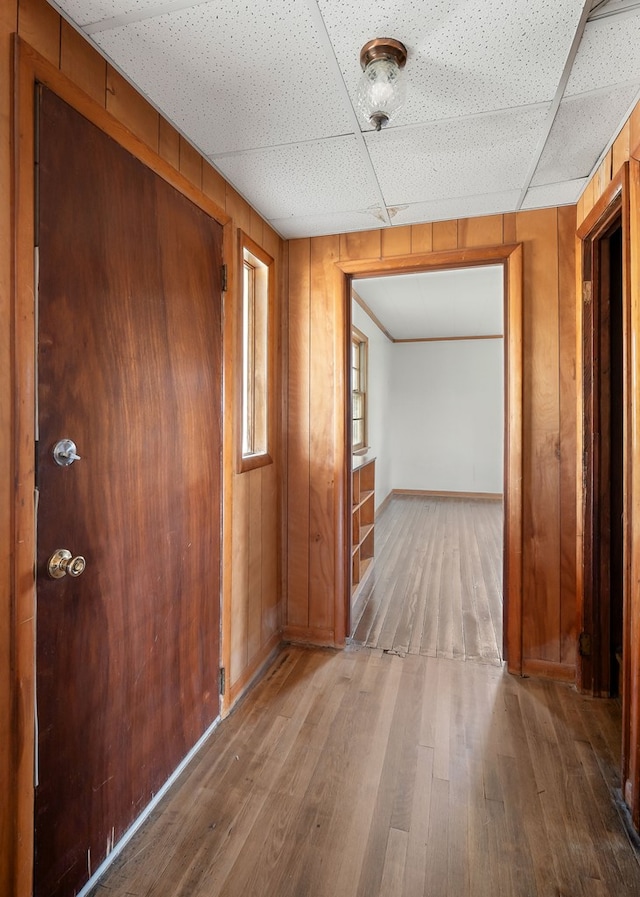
<box><xmin>48</xmin><ymin>549</ymin><xmax>86</xmax><ymax>579</ymax></box>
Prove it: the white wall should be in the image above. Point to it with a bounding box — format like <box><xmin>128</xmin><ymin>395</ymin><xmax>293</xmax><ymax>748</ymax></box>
<box><xmin>352</xmin><ymin>302</ymin><xmax>393</xmax><ymax>509</ymax></box>
<box><xmin>389</xmin><ymin>338</ymin><xmax>504</xmax><ymax>494</ymax></box>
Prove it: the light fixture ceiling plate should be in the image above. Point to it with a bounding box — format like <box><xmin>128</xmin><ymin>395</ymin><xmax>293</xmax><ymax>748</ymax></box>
<box><xmin>359</xmin><ymin>37</ymin><xmax>407</xmax><ymax>70</ymax></box>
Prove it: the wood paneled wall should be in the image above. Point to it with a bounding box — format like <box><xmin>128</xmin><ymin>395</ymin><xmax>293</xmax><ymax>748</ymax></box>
<box><xmin>2</xmin><ymin>3</ymin><xmax>284</xmax><ymax>895</ymax></box>
<box><xmin>286</xmin><ymin>211</ymin><xmax>577</xmax><ymax>681</ymax></box>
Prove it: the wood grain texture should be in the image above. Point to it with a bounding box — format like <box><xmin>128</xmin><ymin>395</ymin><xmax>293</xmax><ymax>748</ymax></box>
<box><xmin>9</xmin><ymin>23</ymin><xmax>283</xmax><ymax>897</ymax></box>
<box><xmin>35</xmin><ymin>88</ymin><xmax>223</xmax><ymax>897</ymax></box>
<box><xmin>557</xmin><ymin>204</ymin><xmax>578</xmax><ymax>666</ymax></box>
<box><xmin>287</xmin><ymin>239</ymin><xmax>311</xmax><ymax>628</ymax></box>
<box><xmin>309</xmin><ymin>235</ymin><xmax>341</xmax><ymax>632</ymax></box>
<box><xmin>381</xmin><ymin>226</ymin><xmax>411</xmax><ymax>258</ymax></box>
<box><xmin>410</xmin><ymin>222</ymin><xmax>433</xmax><ymax>253</ymax></box>
<box><xmin>517</xmin><ymin>208</ymin><xmax>562</xmax><ymax>664</ymax></box>
<box><xmin>340</xmin><ymin>229</ymin><xmax>381</xmax><ymax>261</ymax></box>
<box><xmin>18</xmin><ymin>0</ymin><xmax>59</xmax><ymax>65</ymax></box>
<box><xmin>179</xmin><ymin>135</ymin><xmax>202</xmax><ymax>188</ymax></box>
<box><xmin>60</xmin><ymin>19</ymin><xmax>106</xmax><ymax>106</ymax></box>
<box><xmin>88</xmin><ymin>645</ymin><xmax>639</xmax><ymax>897</ymax></box>
<box><xmin>106</xmin><ymin>65</ymin><xmax>159</xmax><ymax>151</ymax></box>
<box><xmin>458</xmin><ymin>214</ymin><xmax>503</xmax><ymax>248</ymax></box>
<box><xmin>433</xmin><ymin>219</ymin><xmax>458</xmax><ymax>250</ymax></box>
<box><xmin>351</xmin><ymin>496</ymin><xmax>503</xmax><ymax>665</ymax></box>
<box><xmin>0</xmin><ymin>8</ymin><xmax>16</xmax><ymax>897</ymax></box>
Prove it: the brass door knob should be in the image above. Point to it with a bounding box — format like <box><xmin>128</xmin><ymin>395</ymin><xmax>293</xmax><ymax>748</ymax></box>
<box><xmin>48</xmin><ymin>549</ymin><xmax>86</xmax><ymax>579</ymax></box>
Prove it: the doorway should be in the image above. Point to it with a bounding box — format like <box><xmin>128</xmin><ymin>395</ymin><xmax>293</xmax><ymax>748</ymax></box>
<box><xmin>337</xmin><ymin>245</ymin><xmax>524</xmax><ymax>671</ymax></box>
<box><xmin>34</xmin><ymin>88</ymin><xmax>223</xmax><ymax>897</ymax></box>
<box><xmin>580</xmin><ymin>201</ymin><xmax>626</xmax><ymax>700</ymax></box>
<box><xmin>347</xmin><ymin>267</ymin><xmax>505</xmax><ymax>661</ymax></box>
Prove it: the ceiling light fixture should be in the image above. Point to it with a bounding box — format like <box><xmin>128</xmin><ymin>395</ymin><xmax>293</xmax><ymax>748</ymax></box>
<box><xmin>357</xmin><ymin>38</ymin><xmax>408</xmax><ymax>132</ymax></box>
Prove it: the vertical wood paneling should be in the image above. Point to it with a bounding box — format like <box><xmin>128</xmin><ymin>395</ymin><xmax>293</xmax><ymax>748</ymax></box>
<box><xmin>230</xmin><ymin>473</ymin><xmax>249</xmax><ymax>685</ymax></box>
<box><xmin>517</xmin><ymin>208</ymin><xmax>561</xmax><ymax>665</ymax></box>
<box><xmin>248</xmin><ymin>468</ymin><xmax>263</xmax><ymax>660</ymax></box>
<box><xmin>106</xmin><ymin>66</ymin><xmax>159</xmax><ymax>151</ymax></box>
<box><xmin>382</xmin><ymin>226</ymin><xmax>411</xmax><ymax>257</ymax></box>
<box><xmin>503</xmin><ymin>213</ymin><xmax>517</xmax><ymax>244</ymax></box>
<box><xmin>309</xmin><ymin>235</ymin><xmax>341</xmax><ymax>634</ymax></box>
<box><xmin>340</xmin><ymin>230</ymin><xmax>381</xmax><ymax>261</ymax></box>
<box><xmin>158</xmin><ymin>117</ymin><xmax>180</xmax><ymax>169</ymax></box>
<box><xmin>203</xmin><ymin>162</ymin><xmax>227</xmax><ymax>212</ymax></box>
<box><xmin>614</xmin><ymin>122</ymin><xmax>631</xmax><ymax>177</ymax></box>
<box><xmin>226</xmin><ymin>185</ymin><xmax>252</xmax><ymax>234</ymax></box>
<box><xmin>18</xmin><ymin>0</ymin><xmax>59</xmax><ymax>65</ymax></box>
<box><xmin>287</xmin><ymin>239</ymin><xmax>311</xmax><ymax>628</ymax></box>
<box><xmin>411</xmin><ymin>223</ymin><xmax>433</xmax><ymax>254</ymax></box>
<box><xmin>262</xmin><ymin>462</ymin><xmax>280</xmax><ymax>641</ymax></box>
<box><xmin>557</xmin><ymin>205</ymin><xmax>578</xmax><ymax>666</ymax></box>
<box><xmin>458</xmin><ymin>215</ymin><xmax>503</xmax><ymax>248</ymax></box>
<box><xmin>179</xmin><ymin>136</ymin><xmax>202</xmax><ymax>189</ymax></box>
<box><xmin>433</xmin><ymin>220</ymin><xmax>458</xmax><ymax>251</ymax></box>
<box><xmin>1</xmin><ymin>9</ymin><xmax>16</xmax><ymax>897</ymax></box>
<box><xmin>60</xmin><ymin>20</ymin><xmax>106</xmax><ymax>106</ymax></box>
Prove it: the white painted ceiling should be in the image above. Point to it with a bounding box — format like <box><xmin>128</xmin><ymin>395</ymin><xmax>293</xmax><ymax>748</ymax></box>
<box><xmin>51</xmin><ymin>0</ymin><xmax>640</xmax><ymax>239</ymax></box>
<box><xmin>354</xmin><ymin>265</ymin><xmax>503</xmax><ymax>340</ymax></box>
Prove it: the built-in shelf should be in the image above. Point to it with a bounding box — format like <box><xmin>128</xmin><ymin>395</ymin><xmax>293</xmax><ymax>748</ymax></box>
<box><xmin>352</xmin><ymin>458</ymin><xmax>375</xmax><ymax>596</ymax></box>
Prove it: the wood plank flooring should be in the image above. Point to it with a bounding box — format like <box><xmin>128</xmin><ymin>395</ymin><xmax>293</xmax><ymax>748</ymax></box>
<box><xmin>89</xmin><ymin>646</ymin><xmax>640</xmax><ymax>897</ymax></box>
<box><xmin>351</xmin><ymin>495</ymin><xmax>503</xmax><ymax>663</ymax></box>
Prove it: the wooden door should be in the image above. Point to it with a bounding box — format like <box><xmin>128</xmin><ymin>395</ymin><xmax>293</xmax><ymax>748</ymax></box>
<box><xmin>34</xmin><ymin>87</ymin><xmax>223</xmax><ymax>897</ymax></box>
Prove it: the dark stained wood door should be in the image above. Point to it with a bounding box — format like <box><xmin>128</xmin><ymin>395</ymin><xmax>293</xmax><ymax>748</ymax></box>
<box><xmin>34</xmin><ymin>87</ymin><xmax>223</xmax><ymax>897</ymax></box>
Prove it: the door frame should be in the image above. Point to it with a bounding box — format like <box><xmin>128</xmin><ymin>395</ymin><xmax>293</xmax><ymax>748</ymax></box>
<box><xmin>337</xmin><ymin>244</ymin><xmax>524</xmax><ymax>668</ymax></box>
<box><xmin>10</xmin><ymin>37</ymin><xmax>232</xmax><ymax>897</ymax></box>
<box><xmin>577</xmin><ymin>164</ymin><xmax>633</xmax><ymax>814</ymax></box>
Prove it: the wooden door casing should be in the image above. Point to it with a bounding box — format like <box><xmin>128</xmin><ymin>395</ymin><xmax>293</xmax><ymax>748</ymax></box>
<box><xmin>35</xmin><ymin>87</ymin><xmax>223</xmax><ymax>897</ymax></box>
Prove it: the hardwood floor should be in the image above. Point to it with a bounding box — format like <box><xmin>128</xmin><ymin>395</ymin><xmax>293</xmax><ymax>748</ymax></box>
<box><xmin>351</xmin><ymin>495</ymin><xmax>503</xmax><ymax>663</ymax></box>
<box><xmin>90</xmin><ymin>646</ymin><xmax>639</xmax><ymax>897</ymax></box>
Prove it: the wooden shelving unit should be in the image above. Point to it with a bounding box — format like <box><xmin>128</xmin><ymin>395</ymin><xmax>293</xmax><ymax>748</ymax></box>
<box><xmin>352</xmin><ymin>458</ymin><xmax>375</xmax><ymax>594</ymax></box>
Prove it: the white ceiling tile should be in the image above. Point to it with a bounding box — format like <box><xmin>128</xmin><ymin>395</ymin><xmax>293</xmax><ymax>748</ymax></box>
<box><xmin>532</xmin><ymin>83</ymin><xmax>638</xmax><ymax>185</ymax></box>
<box><xmin>211</xmin><ymin>137</ymin><xmax>380</xmax><ymax>221</ymax></box>
<box><xmin>521</xmin><ymin>178</ymin><xmax>587</xmax><ymax>209</ymax></box>
<box><xmin>567</xmin><ymin>10</ymin><xmax>640</xmax><ymax>95</ymax></box>
<box><xmin>390</xmin><ymin>191</ymin><xmax>520</xmax><ymax>227</ymax></box>
<box><xmin>92</xmin><ymin>0</ymin><xmax>354</xmax><ymax>153</ymax></box>
<box><xmin>269</xmin><ymin>210</ymin><xmax>385</xmax><ymax>240</ymax></box>
<box><xmin>54</xmin><ymin>0</ymin><xmax>170</xmax><ymax>28</ymax></box>
<box><xmin>365</xmin><ymin>106</ymin><xmax>549</xmax><ymax>206</ymax></box>
<box><xmin>316</xmin><ymin>0</ymin><xmax>585</xmax><ymax>128</ymax></box>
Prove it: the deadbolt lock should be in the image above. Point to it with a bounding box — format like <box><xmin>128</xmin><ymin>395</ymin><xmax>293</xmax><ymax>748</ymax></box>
<box><xmin>53</xmin><ymin>439</ymin><xmax>81</xmax><ymax>467</ymax></box>
<box><xmin>48</xmin><ymin>549</ymin><xmax>86</xmax><ymax>579</ymax></box>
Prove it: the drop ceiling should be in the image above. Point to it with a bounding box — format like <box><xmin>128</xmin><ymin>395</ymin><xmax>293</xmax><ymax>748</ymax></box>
<box><xmin>51</xmin><ymin>0</ymin><xmax>640</xmax><ymax>239</ymax></box>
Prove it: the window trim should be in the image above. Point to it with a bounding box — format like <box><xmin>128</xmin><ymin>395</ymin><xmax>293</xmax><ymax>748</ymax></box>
<box><xmin>237</xmin><ymin>231</ymin><xmax>275</xmax><ymax>473</ymax></box>
<box><xmin>351</xmin><ymin>326</ymin><xmax>369</xmax><ymax>455</ymax></box>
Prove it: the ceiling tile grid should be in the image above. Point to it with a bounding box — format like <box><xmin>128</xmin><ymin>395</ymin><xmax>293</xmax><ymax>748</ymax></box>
<box><xmin>389</xmin><ymin>190</ymin><xmax>521</xmax><ymax>227</ymax></box>
<box><xmin>531</xmin><ymin>82</ymin><xmax>639</xmax><ymax>186</ymax></box>
<box><xmin>365</xmin><ymin>105</ymin><xmax>550</xmax><ymax>206</ymax></box>
<box><xmin>50</xmin><ymin>0</ymin><xmax>640</xmax><ymax>238</ymax></box>
<box><xmin>211</xmin><ymin>136</ymin><xmax>381</xmax><ymax>221</ymax></box>
<box><xmin>316</xmin><ymin>0</ymin><xmax>587</xmax><ymax>127</ymax></box>
<box><xmin>521</xmin><ymin>178</ymin><xmax>589</xmax><ymax>210</ymax></box>
<box><xmin>91</xmin><ymin>0</ymin><xmax>354</xmax><ymax>154</ymax></box>
<box><xmin>566</xmin><ymin>9</ymin><xmax>640</xmax><ymax>96</ymax></box>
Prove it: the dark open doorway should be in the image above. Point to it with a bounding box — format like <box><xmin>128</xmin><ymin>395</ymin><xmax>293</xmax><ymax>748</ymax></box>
<box><xmin>580</xmin><ymin>179</ymin><xmax>627</xmax><ymax>703</ymax></box>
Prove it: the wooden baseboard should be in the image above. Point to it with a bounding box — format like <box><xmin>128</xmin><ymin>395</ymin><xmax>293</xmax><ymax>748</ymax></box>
<box><xmin>392</xmin><ymin>489</ymin><xmax>503</xmax><ymax>502</ymax></box>
<box><xmin>283</xmin><ymin>625</ymin><xmax>336</xmax><ymax>647</ymax></box>
<box><xmin>521</xmin><ymin>658</ymin><xmax>576</xmax><ymax>683</ymax></box>
<box><xmin>226</xmin><ymin>632</ymin><xmax>283</xmax><ymax>713</ymax></box>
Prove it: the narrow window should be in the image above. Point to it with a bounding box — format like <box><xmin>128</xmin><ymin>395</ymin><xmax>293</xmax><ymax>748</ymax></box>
<box><xmin>352</xmin><ymin>327</ymin><xmax>368</xmax><ymax>453</ymax></box>
<box><xmin>239</xmin><ymin>233</ymin><xmax>273</xmax><ymax>471</ymax></box>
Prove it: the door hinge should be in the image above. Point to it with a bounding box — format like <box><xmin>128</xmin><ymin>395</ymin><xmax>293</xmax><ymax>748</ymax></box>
<box><xmin>579</xmin><ymin>632</ymin><xmax>592</xmax><ymax>657</ymax></box>
<box><xmin>583</xmin><ymin>281</ymin><xmax>592</xmax><ymax>305</ymax></box>
<box><xmin>221</xmin><ymin>264</ymin><xmax>228</xmax><ymax>293</ymax></box>
<box><xmin>219</xmin><ymin>667</ymin><xmax>226</xmax><ymax>696</ymax></box>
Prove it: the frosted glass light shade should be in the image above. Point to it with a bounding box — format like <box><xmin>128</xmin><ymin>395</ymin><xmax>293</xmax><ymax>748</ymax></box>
<box><xmin>357</xmin><ymin>39</ymin><xmax>407</xmax><ymax>131</ymax></box>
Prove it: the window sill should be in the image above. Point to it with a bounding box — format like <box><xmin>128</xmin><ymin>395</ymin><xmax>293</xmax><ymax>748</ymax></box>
<box><xmin>238</xmin><ymin>451</ymin><xmax>274</xmax><ymax>473</ymax></box>
<box><xmin>353</xmin><ymin>446</ymin><xmax>370</xmax><ymax>457</ymax></box>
